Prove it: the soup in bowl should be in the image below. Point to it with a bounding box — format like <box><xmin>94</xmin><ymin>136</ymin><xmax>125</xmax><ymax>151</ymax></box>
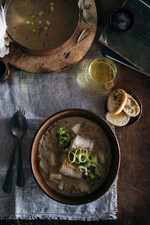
<box><xmin>5</xmin><ymin>0</ymin><xmax>79</xmax><ymax>55</ymax></box>
<box><xmin>31</xmin><ymin>109</ymin><xmax>120</xmax><ymax>204</ymax></box>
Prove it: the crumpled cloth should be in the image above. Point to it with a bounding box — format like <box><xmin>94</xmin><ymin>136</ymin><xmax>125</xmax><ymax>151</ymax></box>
<box><xmin>0</xmin><ymin>41</ymin><xmax>118</xmax><ymax>220</ymax></box>
<box><xmin>0</xmin><ymin>6</ymin><xmax>10</xmax><ymax>58</ymax></box>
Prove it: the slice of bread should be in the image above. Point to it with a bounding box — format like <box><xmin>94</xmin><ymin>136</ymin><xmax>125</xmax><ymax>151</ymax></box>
<box><xmin>106</xmin><ymin>111</ymin><xmax>130</xmax><ymax>127</ymax></box>
<box><xmin>123</xmin><ymin>93</ymin><xmax>140</xmax><ymax>117</ymax></box>
<box><xmin>107</xmin><ymin>89</ymin><xmax>127</xmax><ymax>115</ymax></box>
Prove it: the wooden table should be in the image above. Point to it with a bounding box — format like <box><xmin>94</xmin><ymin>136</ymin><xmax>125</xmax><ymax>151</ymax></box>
<box><xmin>1</xmin><ymin>0</ymin><xmax>150</xmax><ymax>225</ymax></box>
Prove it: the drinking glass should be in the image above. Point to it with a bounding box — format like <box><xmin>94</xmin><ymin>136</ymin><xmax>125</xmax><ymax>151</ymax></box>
<box><xmin>84</xmin><ymin>57</ymin><xmax>118</xmax><ymax>93</ymax></box>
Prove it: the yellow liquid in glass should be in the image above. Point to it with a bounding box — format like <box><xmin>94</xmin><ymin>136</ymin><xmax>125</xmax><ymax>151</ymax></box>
<box><xmin>89</xmin><ymin>59</ymin><xmax>116</xmax><ymax>84</ymax></box>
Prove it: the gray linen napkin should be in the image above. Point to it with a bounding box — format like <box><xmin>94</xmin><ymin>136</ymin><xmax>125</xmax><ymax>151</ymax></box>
<box><xmin>0</xmin><ymin>41</ymin><xmax>118</xmax><ymax>220</ymax></box>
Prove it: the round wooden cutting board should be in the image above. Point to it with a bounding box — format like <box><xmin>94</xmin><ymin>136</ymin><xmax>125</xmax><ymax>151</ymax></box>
<box><xmin>2</xmin><ymin>0</ymin><xmax>97</xmax><ymax>74</ymax></box>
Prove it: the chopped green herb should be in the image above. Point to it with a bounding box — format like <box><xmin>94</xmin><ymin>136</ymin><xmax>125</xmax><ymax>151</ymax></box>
<box><xmin>46</xmin><ymin>20</ymin><xmax>51</xmax><ymax>26</ymax></box>
<box><xmin>32</xmin><ymin>28</ymin><xmax>36</xmax><ymax>33</ymax></box>
<box><xmin>38</xmin><ymin>21</ymin><xmax>42</xmax><ymax>24</ymax></box>
<box><xmin>39</xmin><ymin>10</ymin><xmax>44</xmax><ymax>16</ymax></box>
<box><xmin>50</xmin><ymin>2</ymin><xmax>54</xmax><ymax>6</ymax></box>
<box><xmin>31</xmin><ymin>15</ymin><xmax>36</xmax><ymax>19</ymax></box>
<box><xmin>50</xmin><ymin>5</ymin><xmax>54</xmax><ymax>12</ymax></box>
<box><xmin>67</xmin><ymin>148</ymin><xmax>100</xmax><ymax>182</ymax></box>
<box><xmin>56</xmin><ymin>128</ymin><xmax>70</xmax><ymax>152</ymax></box>
<box><xmin>31</xmin><ymin>22</ymin><xmax>35</xmax><ymax>26</ymax></box>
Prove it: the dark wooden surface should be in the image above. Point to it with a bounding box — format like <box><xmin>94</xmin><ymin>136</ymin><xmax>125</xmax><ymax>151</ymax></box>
<box><xmin>1</xmin><ymin>0</ymin><xmax>150</xmax><ymax>225</ymax></box>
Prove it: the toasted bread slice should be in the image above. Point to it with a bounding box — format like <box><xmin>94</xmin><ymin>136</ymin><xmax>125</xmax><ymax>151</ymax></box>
<box><xmin>106</xmin><ymin>111</ymin><xmax>130</xmax><ymax>127</ymax></box>
<box><xmin>107</xmin><ymin>89</ymin><xmax>127</xmax><ymax>115</ymax></box>
<box><xmin>123</xmin><ymin>93</ymin><xmax>140</xmax><ymax>117</ymax></box>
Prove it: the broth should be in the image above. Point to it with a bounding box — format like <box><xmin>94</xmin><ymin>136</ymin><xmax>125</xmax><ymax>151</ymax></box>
<box><xmin>6</xmin><ymin>0</ymin><xmax>78</xmax><ymax>50</ymax></box>
<box><xmin>38</xmin><ymin>117</ymin><xmax>111</xmax><ymax>196</ymax></box>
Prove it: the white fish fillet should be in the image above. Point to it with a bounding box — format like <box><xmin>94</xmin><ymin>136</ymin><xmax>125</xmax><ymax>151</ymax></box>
<box><xmin>71</xmin><ymin>135</ymin><xmax>94</xmax><ymax>152</ymax></box>
<box><xmin>59</xmin><ymin>159</ymin><xmax>82</xmax><ymax>179</ymax></box>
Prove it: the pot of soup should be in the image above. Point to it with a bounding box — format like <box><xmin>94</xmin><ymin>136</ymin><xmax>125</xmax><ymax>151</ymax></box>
<box><xmin>4</xmin><ymin>0</ymin><xmax>79</xmax><ymax>56</ymax></box>
<box><xmin>31</xmin><ymin>109</ymin><xmax>120</xmax><ymax>204</ymax></box>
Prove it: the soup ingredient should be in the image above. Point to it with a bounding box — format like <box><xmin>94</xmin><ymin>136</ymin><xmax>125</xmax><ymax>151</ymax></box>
<box><xmin>59</xmin><ymin>158</ymin><xmax>82</xmax><ymax>178</ymax></box>
<box><xmin>98</xmin><ymin>152</ymin><xmax>105</xmax><ymax>164</ymax></box>
<box><xmin>39</xmin><ymin>10</ymin><xmax>44</xmax><ymax>16</ymax></box>
<box><xmin>48</xmin><ymin>152</ymin><xmax>56</xmax><ymax>166</ymax></box>
<box><xmin>106</xmin><ymin>111</ymin><xmax>130</xmax><ymax>127</ymax></box>
<box><xmin>57</xmin><ymin>127</ymin><xmax>70</xmax><ymax>152</ymax></box>
<box><xmin>107</xmin><ymin>89</ymin><xmax>127</xmax><ymax>115</ymax></box>
<box><xmin>68</xmin><ymin>148</ymin><xmax>94</xmax><ymax>164</ymax></box>
<box><xmin>32</xmin><ymin>28</ymin><xmax>36</xmax><ymax>33</ymax></box>
<box><xmin>46</xmin><ymin>20</ymin><xmax>51</xmax><ymax>26</ymax></box>
<box><xmin>77</xmin><ymin>28</ymin><xmax>90</xmax><ymax>43</ymax></box>
<box><xmin>78</xmin><ymin>181</ymin><xmax>89</xmax><ymax>192</ymax></box>
<box><xmin>123</xmin><ymin>93</ymin><xmax>140</xmax><ymax>117</ymax></box>
<box><xmin>58</xmin><ymin>180</ymin><xmax>64</xmax><ymax>190</ymax></box>
<box><xmin>71</xmin><ymin>135</ymin><xmax>94</xmax><ymax>152</ymax></box>
<box><xmin>72</xmin><ymin>123</ymin><xmax>81</xmax><ymax>134</ymax></box>
<box><xmin>31</xmin><ymin>15</ymin><xmax>36</xmax><ymax>19</ymax></box>
<box><xmin>50</xmin><ymin>173</ymin><xmax>62</xmax><ymax>180</ymax></box>
<box><xmin>50</xmin><ymin>2</ymin><xmax>55</xmax><ymax>12</ymax></box>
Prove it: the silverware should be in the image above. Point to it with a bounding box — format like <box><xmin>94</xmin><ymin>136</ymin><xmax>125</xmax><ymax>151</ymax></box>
<box><xmin>3</xmin><ymin>111</ymin><xmax>27</xmax><ymax>193</ymax></box>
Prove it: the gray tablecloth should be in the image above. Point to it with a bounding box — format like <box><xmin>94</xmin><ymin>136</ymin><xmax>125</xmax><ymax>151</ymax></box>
<box><xmin>0</xmin><ymin>41</ymin><xmax>118</xmax><ymax>220</ymax></box>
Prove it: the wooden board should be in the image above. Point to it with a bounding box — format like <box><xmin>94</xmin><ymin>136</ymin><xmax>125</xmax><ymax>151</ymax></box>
<box><xmin>2</xmin><ymin>0</ymin><xmax>97</xmax><ymax>74</ymax></box>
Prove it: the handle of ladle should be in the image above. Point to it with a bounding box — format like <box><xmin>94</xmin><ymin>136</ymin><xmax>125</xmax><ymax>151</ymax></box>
<box><xmin>17</xmin><ymin>139</ymin><xmax>25</xmax><ymax>187</ymax></box>
<box><xmin>3</xmin><ymin>138</ymin><xmax>18</xmax><ymax>193</ymax></box>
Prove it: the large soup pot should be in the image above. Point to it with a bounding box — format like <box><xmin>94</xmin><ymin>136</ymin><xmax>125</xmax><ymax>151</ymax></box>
<box><xmin>4</xmin><ymin>0</ymin><xmax>79</xmax><ymax>56</ymax></box>
<box><xmin>31</xmin><ymin>108</ymin><xmax>120</xmax><ymax>205</ymax></box>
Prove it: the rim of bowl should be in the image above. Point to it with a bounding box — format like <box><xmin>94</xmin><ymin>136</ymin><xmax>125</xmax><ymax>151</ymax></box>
<box><xmin>5</xmin><ymin>0</ymin><xmax>79</xmax><ymax>56</ymax></box>
<box><xmin>31</xmin><ymin>108</ymin><xmax>121</xmax><ymax>205</ymax></box>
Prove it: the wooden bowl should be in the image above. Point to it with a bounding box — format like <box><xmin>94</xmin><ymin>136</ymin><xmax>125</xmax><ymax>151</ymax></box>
<box><xmin>31</xmin><ymin>109</ymin><xmax>120</xmax><ymax>205</ymax></box>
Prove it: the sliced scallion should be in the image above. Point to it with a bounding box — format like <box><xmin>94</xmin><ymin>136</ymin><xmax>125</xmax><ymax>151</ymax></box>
<box><xmin>78</xmin><ymin>153</ymin><xmax>87</xmax><ymax>163</ymax></box>
<box><xmin>57</xmin><ymin>128</ymin><xmax>70</xmax><ymax>152</ymax></box>
<box><xmin>39</xmin><ymin>10</ymin><xmax>44</xmax><ymax>16</ymax></box>
<box><xmin>68</xmin><ymin>151</ymin><xmax>76</xmax><ymax>163</ymax></box>
<box><xmin>75</xmin><ymin>148</ymin><xmax>82</xmax><ymax>156</ymax></box>
<box><xmin>50</xmin><ymin>2</ymin><xmax>54</xmax><ymax>6</ymax></box>
<box><xmin>31</xmin><ymin>15</ymin><xmax>36</xmax><ymax>19</ymax></box>
<box><xmin>32</xmin><ymin>28</ymin><xmax>36</xmax><ymax>33</ymax></box>
<box><xmin>46</xmin><ymin>20</ymin><xmax>51</xmax><ymax>26</ymax></box>
<box><xmin>78</xmin><ymin>165</ymin><xmax>88</xmax><ymax>176</ymax></box>
<box><xmin>50</xmin><ymin>5</ymin><xmax>54</xmax><ymax>12</ymax></box>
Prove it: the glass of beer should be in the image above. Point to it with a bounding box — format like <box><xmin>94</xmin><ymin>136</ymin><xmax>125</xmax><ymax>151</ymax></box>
<box><xmin>84</xmin><ymin>57</ymin><xmax>118</xmax><ymax>93</ymax></box>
